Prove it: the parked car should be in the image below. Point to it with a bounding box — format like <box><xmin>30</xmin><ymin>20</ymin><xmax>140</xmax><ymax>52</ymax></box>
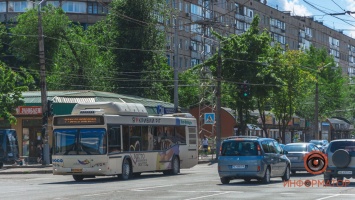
<box><xmin>283</xmin><ymin>142</ymin><xmax>321</xmax><ymax>174</ymax></box>
<box><xmin>0</xmin><ymin>129</ymin><xmax>20</xmax><ymax>168</ymax></box>
<box><xmin>309</xmin><ymin>140</ymin><xmax>328</xmax><ymax>152</ymax></box>
<box><xmin>218</xmin><ymin>136</ymin><xmax>291</xmax><ymax>184</ymax></box>
<box><xmin>324</xmin><ymin>139</ymin><xmax>355</xmax><ymax>183</ymax></box>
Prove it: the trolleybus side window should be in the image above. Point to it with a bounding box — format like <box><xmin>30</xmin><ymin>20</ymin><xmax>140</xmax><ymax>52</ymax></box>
<box><xmin>108</xmin><ymin>127</ymin><xmax>121</xmax><ymax>153</ymax></box>
<box><xmin>175</xmin><ymin>126</ymin><xmax>186</xmax><ymax>144</ymax></box>
<box><xmin>130</xmin><ymin>126</ymin><xmax>141</xmax><ymax>151</ymax></box>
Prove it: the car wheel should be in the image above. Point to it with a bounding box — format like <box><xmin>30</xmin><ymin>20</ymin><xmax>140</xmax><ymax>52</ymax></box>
<box><xmin>282</xmin><ymin>165</ymin><xmax>290</xmax><ymax>181</ymax></box>
<box><xmin>73</xmin><ymin>175</ymin><xmax>84</xmax><ymax>182</ymax></box>
<box><xmin>332</xmin><ymin>149</ymin><xmax>351</xmax><ymax>168</ymax></box>
<box><xmin>221</xmin><ymin>177</ymin><xmax>230</xmax><ymax>184</ymax></box>
<box><xmin>244</xmin><ymin>178</ymin><xmax>251</xmax><ymax>182</ymax></box>
<box><xmin>262</xmin><ymin>167</ymin><xmax>271</xmax><ymax>184</ymax></box>
<box><xmin>120</xmin><ymin>158</ymin><xmax>132</xmax><ymax>180</ymax></box>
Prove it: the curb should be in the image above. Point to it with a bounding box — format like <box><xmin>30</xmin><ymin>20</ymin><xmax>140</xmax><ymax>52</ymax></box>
<box><xmin>0</xmin><ymin>169</ymin><xmax>53</xmax><ymax>175</ymax></box>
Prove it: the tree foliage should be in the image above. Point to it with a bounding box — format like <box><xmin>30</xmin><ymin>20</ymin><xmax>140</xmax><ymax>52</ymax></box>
<box><xmin>102</xmin><ymin>0</ymin><xmax>173</xmax><ymax>100</ymax></box>
<box><xmin>0</xmin><ymin>63</ymin><xmax>35</xmax><ymax>124</ymax></box>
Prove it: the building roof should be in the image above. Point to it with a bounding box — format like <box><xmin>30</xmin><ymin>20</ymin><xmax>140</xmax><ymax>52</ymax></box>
<box><xmin>22</xmin><ymin>90</ymin><xmax>175</xmax><ymax>115</ymax></box>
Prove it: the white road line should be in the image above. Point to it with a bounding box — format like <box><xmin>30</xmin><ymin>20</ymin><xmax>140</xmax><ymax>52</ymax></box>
<box><xmin>130</xmin><ymin>184</ymin><xmax>174</xmax><ymax>191</ymax></box>
<box><xmin>315</xmin><ymin>194</ymin><xmax>340</xmax><ymax>200</ymax></box>
<box><xmin>280</xmin><ymin>193</ymin><xmax>296</xmax><ymax>195</ymax></box>
<box><xmin>82</xmin><ymin>192</ymin><xmax>110</xmax><ymax>197</ymax></box>
<box><xmin>184</xmin><ymin>192</ymin><xmax>231</xmax><ymax>200</ymax></box>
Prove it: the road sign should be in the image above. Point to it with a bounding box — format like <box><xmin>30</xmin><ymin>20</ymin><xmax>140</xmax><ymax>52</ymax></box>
<box><xmin>204</xmin><ymin>113</ymin><xmax>215</xmax><ymax>124</ymax></box>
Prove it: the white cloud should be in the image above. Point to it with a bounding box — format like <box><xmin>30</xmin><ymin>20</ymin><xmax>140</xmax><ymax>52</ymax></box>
<box><xmin>267</xmin><ymin>0</ymin><xmax>312</xmax><ymax>16</ymax></box>
<box><xmin>346</xmin><ymin>0</ymin><xmax>355</xmax><ymax>12</ymax></box>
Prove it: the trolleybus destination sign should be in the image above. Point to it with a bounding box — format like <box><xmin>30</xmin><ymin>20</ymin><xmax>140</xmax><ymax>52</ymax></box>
<box><xmin>54</xmin><ymin>116</ymin><xmax>104</xmax><ymax>126</ymax></box>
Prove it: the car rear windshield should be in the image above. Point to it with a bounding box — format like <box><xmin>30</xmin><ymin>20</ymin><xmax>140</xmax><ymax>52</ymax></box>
<box><xmin>283</xmin><ymin>145</ymin><xmax>307</xmax><ymax>152</ymax></box>
<box><xmin>221</xmin><ymin>141</ymin><xmax>258</xmax><ymax>156</ymax></box>
<box><xmin>329</xmin><ymin>141</ymin><xmax>355</xmax><ymax>153</ymax></box>
<box><xmin>310</xmin><ymin>141</ymin><xmax>323</xmax><ymax>145</ymax></box>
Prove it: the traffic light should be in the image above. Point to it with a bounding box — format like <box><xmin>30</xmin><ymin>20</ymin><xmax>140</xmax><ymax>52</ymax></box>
<box><xmin>241</xmin><ymin>81</ymin><xmax>250</xmax><ymax>97</ymax></box>
<box><xmin>243</xmin><ymin>84</ymin><xmax>248</xmax><ymax>97</ymax></box>
<box><xmin>47</xmin><ymin>100</ymin><xmax>54</xmax><ymax>117</ymax></box>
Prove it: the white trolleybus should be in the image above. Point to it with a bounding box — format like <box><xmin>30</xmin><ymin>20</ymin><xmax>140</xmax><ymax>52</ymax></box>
<box><xmin>52</xmin><ymin>102</ymin><xmax>198</xmax><ymax>181</ymax></box>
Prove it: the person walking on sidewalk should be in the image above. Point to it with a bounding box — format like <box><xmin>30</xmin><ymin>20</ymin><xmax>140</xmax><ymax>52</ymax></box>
<box><xmin>202</xmin><ymin>136</ymin><xmax>209</xmax><ymax>156</ymax></box>
<box><xmin>37</xmin><ymin>144</ymin><xmax>43</xmax><ymax>164</ymax></box>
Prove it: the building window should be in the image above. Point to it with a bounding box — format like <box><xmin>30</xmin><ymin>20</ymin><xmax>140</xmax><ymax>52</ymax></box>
<box><xmin>47</xmin><ymin>1</ymin><xmax>60</xmax><ymax>7</ymax></box>
<box><xmin>191</xmin><ymin>58</ymin><xmax>200</xmax><ymax>67</ymax></box>
<box><xmin>62</xmin><ymin>1</ymin><xmax>86</xmax><ymax>13</ymax></box>
<box><xmin>8</xmin><ymin>1</ymin><xmax>31</xmax><ymax>12</ymax></box>
<box><xmin>0</xmin><ymin>2</ymin><xmax>6</xmax><ymax>12</ymax></box>
<box><xmin>88</xmin><ymin>2</ymin><xmax>108</xmax><ymax>14</ymax></box>
<box><xmin>305</xmin><ymin>27</ymin><xmax>312</xmax><ymax>37</ymax></box>
<box><xmin>191</xmin><ymin>4</ymin><xmax>202</xmax><ymax>16</ymax></box>
<box><xmin>185</xmin><ymin>2</ymin><xmax>190</xmax><ymax>13</ymax></box>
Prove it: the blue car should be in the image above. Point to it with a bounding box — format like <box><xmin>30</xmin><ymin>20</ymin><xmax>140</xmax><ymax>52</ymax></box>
<box><xmin>218</xmin><ymin>136</ymin><xmax>291</xmax><ymax>184</ymax></box>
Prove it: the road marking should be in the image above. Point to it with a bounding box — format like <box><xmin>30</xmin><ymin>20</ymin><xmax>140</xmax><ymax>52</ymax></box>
<box><xmin>280</xmin><ymin>193</ymin><xmax>296</xmax><ymax>195</ymax></box>
<box><xmin>316</xmin><ymin>194</ymin><xmax>355</xmax><ymax>200</ymax></box>
<box><xmin>131</xmin><ymin>184</ymin><xmax>174</xmax><ymax>191</ymax></box>
<box><xmin>82</xmin><ymin>192</ymin><xmax>110</xmax><ymax>197</ymax></box>
<box><xmin>184</xmin><ymin>192</ymin><xmax>231</xmax><ymax>200</ymax></box>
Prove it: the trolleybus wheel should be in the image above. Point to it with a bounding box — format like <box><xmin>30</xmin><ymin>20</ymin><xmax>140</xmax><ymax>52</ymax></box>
<box><xmin>73</xmin><ymin>175</ymin><xmax>84</xmax><ymax>182</ymax></box>
<box><xmin>120</xmin><ymin>158</ymin><xmax>132</xmax><ymax>180</ymax></box>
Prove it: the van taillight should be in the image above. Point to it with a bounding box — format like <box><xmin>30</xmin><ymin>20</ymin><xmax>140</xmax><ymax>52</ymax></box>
<box><xmin>257</xmin><ymin>145</ymin><xmax>261</xmax><ymax>155</ymax></box>
<box><xmin>257</xmin><ymin>166</ymin><xmax>260</xmax><ymax>172</ymax></box>
<box><xmin>219</xmin><ymin>146</ymin><xmax>222</xmax><ymax>155</ymax></box>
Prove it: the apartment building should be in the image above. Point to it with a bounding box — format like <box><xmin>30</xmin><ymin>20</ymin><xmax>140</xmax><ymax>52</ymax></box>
<box><xmin>1</xmin><ymin>0</ymin><xmax>355</xmax><ymax>76</ymax></box>
<box><xmin>166</xmin><ymin>0</ymin><xmax>355</xmax><ymax>76</ymax></box>
<box><xmin>0</xmin><ymin>0</ymin><xmax>109</xmax><ymax>28</ymax></box>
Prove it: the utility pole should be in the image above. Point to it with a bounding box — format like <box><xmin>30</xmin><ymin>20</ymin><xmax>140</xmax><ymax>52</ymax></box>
<box><xmin>38</xmin><ymin>0</ymin><xmax>50</xmax><ymax>165</ymax></box>
<box><xmin>173</xmin><ymin>13</ymin><xmax>179</xmax><ymax>112</ymax></box>
<box><xmin>215</xmin><ymin>44</ymin><xmax>222</xmax><ymax>159</ymax></box>
<box><xmin>314</xmin><ymin>73</ymin><xmax>319</xmax><ymax>140</ymax></box>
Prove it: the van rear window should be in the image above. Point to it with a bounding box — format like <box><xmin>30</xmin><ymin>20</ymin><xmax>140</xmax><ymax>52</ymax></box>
<box><xmin>221</xmin><ymin>141</ymin><xmax>258</xmax><ymax>156</ymax></box>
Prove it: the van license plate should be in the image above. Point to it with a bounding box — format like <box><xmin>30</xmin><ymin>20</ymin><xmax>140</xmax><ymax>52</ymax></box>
<box><xmin>338</xmin><ymin>171</ymin><xmax>352</xmax><ymax>175</ymax></box>
<box><xmin>232</xmin><ymin>165</ymin><xmax>245</xmax><ymax>169</ymax></box>
<box><xmin>71</xmin><ymin>168</ymin><xmax>83</xmax><ymax>173</ymax></box>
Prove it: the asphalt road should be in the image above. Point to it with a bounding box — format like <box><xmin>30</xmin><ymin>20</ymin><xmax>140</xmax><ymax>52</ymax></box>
<box><xmin>1</xmin><ymin>163</ymin><xmax>355</xmax><ymax>200</ymax></box>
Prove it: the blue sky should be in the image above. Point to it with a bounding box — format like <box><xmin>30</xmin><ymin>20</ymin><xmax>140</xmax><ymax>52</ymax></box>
<box><xmin>267</xmin><ymin>0</ymin><xmax>355</xmax><ymax>38</ymax></box>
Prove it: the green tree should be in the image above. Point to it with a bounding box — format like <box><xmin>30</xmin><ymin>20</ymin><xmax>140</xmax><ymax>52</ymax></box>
<box><xmin>105</xmin><ymin>0</ymin><xmax>172</xmax><ymax>100</ymax></box>
<box><xmin>10</xmin><ymin>5</ymin><xmax>70</xmax><ymax>71</ymax></box>
<box><xmin>296</xmin><ymin>47</ymin><xmax>345</xmax><ymax>126</ymax></box>
<box><xmin>0</xmin><ymin>63</ymin><xmax>35</xmax><ymax>124</ymax></box>
<box><xmin>271</xmin><ymin>50</ymin><xmax>309</xmax><ymax>143</ymax></box>
<box><xmin>178</xmin><ymin>68</ymin><xmax>200</xmax><ymax>108</ymax></box>
<box><xmin>211</xmin><ymin>15</ymin><xmax>272</xmax><ymax>135</ymax></box>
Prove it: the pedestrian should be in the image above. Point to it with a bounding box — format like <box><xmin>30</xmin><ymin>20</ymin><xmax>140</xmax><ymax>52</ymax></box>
<box><xmin>202</xmin><ymin>136</ymin><xmax>209</xmax><ymax>156</ymax></box>
<box><xmin>37</xmin><ymin>144</ymin><xmax>43</xmax><ymax>164</ymax></box>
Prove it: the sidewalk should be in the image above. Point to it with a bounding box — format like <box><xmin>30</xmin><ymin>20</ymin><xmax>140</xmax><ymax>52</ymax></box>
<box><xmin>0</xmin><ymin>155</ymin><xmax>216</xmax><ymax>175</ymax></box>
<box><xmin>0</xmin><ymin>164</ymin><xmax>53</xmax><ymax>175</ymax></box>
